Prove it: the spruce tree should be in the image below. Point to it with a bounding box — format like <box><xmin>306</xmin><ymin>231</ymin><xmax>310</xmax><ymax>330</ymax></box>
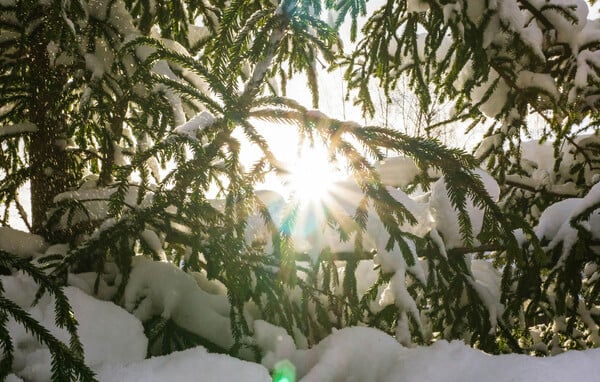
<box><xmin>0</xmin><ymin>0</ymin><xmax>599</xmax><ymax>379</ymax></box>
<box><xmin>346</xmin><ymin>0</ymin><xmax>600</xmax><ymax>352</ymax></box>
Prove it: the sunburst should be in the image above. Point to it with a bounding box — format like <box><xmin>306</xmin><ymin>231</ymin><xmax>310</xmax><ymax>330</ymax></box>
<box><xmin>285</xmin><ymin>143</ymin><xmax>346</xmax><ymax>205</ymax></box>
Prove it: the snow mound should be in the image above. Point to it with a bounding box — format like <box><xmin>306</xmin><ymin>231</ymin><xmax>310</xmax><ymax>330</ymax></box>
<box><xmin>0</xmin><ymin>227</ymin><xmax>47</xmax><ymax>258</ymax></box>
<box><xmin>2</xmin><ymin>274</ymin><xmax>146</xmax><ymax>381</ymax></box>
<box><xmin>96</xmin><ymin>346</ymin><xmax>271</xmax><ymax>382</ymax></box>
<box><xmin>123</xmin><ymin>257</ymin><xmax>234</xmax><ymax>350</ymax></box>
<box><xmin>389</xmin><ymin>339</ymin><xmax>600</xmax><ymax>382</ymax></box>
<box><xmin>257</xmin><ymin>323</ymin><xmax>600</xmax><ymax>382</ymax></box>
<box><xmin>256</xmin><ymin>324</ymin><xmax>403</xmax><ymax>381</ymax></box>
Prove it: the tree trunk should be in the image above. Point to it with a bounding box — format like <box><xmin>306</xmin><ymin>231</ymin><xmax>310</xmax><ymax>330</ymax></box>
<box><xmin>28</xmin><ymin>11</ymin><xmax>75</xmax><ymax>235</ymax></box>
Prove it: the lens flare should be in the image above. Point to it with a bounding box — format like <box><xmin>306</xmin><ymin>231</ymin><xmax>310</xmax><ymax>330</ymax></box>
<box><xmin>272</xmin><ymin>359</ymin><xmax>296</xmax><ymax>382</ymax></box>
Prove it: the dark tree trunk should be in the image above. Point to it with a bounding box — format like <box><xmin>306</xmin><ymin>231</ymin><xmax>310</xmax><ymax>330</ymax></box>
<box><xmin>27</xmin><ymin>10</ymin><xmax>76</xmax><ymax>235</ymax></box>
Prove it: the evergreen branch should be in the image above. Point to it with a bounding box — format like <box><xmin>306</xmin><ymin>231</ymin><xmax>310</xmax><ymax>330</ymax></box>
<box><xmin>0</xmin><ymin>253</ymin><xmax>94</xmax><ymax>380</ymax></box>
<box><xmin>15</xmin><ymin>195</ymin><xmax>32</xmax><ymax>232</ymax></box>
<box><xmin>0</xmin><ymin>296</ymin><xmax>96</xmax><ymax>381</ymax></box>
<box><xmin>0</xmin><ymin>307</ymin><xmax>14</xmax><ymax>379</ymax></box>
<box><xmin>518</xmin><ymin>0</ymin><xmax>555</xmax><ymax>30</ymax></box>
<box><xmin>0</xmin><ymin>253</ymin><xmax>82</xmax><ymax>350</ymax></box>
<box><xmin>230</xmin><ymin>8</ymin><xmax>272</xmax><ymax>65</ymax></box>
<box><xmin>149</xmin><ymin>73</ymin><xmax>224</xmax><ymax>114</ymax></box>
<box><xmin>123</xmin><ymin>35</ymin><xmax>232</xmax><ymax>103</ymax></box>
<box><xmin>238</xmin><ymin>7</ymin><xmax>291</xmax><ymax>108</ymax></box>
<box><xmin>238</xmin><ymin>119</ymin><xmax>281</xmax><ymax>172</ymax></box>
<box><xmin>504</xmin><ymin>175</ymin><xmax>581</xmax><ymax>198</ymax></box>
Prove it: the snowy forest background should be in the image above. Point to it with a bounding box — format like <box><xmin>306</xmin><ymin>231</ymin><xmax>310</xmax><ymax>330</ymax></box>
<box><xmin>2</xmin><ymin>0</ymin><xmax>600</xmax><ymax>380</ymax></box>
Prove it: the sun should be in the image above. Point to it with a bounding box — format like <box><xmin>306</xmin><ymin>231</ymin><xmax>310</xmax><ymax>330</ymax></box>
<box><xmin>285</xmin><ymin>144</ymin><xmax>345</xmax><ymax>205</ymax></box>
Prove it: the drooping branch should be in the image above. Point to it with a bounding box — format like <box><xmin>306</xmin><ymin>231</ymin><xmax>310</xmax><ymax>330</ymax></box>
<box><xmin>504</xmin><ymin>175</ymin><xmax>580</xmax><ymax>198</ymax></box>
<box><xmin>15</xmin><ymin>196</ymin><xmax>32</xmax><ymax>232</ymax></box>
<box><xmin>238</xmin><ymin>8</ymin><xmax>290</xmax><ymax>108</ymax></box>
<box><xmin>517</xmin><ymin>0</ymin><xmax>555</xmax><ymax>30</ymax></box>
<box><xmin>292</xmin><ymin>243</ymin><xmax>507</xmax><ymax>263</ymax></box>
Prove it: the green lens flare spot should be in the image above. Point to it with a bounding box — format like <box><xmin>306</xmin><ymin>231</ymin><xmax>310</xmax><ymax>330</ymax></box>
<box><xmin>272</xmin><ymin>359</ymin><xmax>296</xmax><ymax>382</ymax></box>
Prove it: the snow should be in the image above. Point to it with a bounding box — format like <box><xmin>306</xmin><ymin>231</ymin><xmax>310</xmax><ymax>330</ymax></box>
<box><xmin>140</xmin><ymin>229</ymin><xmax>167</xmax><ymax>261</ymax></box>
<box><xmin>497</xmin><ymin>136</ymin><xmax>600</xmax><ymax>197</ymax></box>
<box><xmin>465</xmin><ymin>0</ymin><xmax>487</xmax><ymax>24</ymax></box>
<box><xmin>470</xmin><ymin>259</ymin><xmax>503</xmax><ymax>331</ymax></box>
<box><xmin>535</xmin><ymin>181</ymin><xmax>600</xmax><ymax>268</ymax></box>
<box><xmin>188</xmin><ymin>25</ymin><xmax>211</xmax><ymax>47</ymax></box>
<box><xmin>122</xmin><ymin>257</ymin><xmax>235</xmax><ymax>350</ymax></box>
<box><xmin>406</xmin><ymin>0</ymin><xmax>430</xmax><ymax>13</ymax></box>
<box><xmin>414</xmin><ymin>0</ymin><xmax>600</xmax><ymax>118</ymax></box>
<box><xmin>0</xmin><ymin>226</ymin><xmax>46</xmax><ymax>258</ymax></box>
<box><xmin>497</xmin><ymin>0</ymin><xmax>545</xmax><ymax>59</ymax></box>
<box><xmin>1</xmin><ymin>208</ymin><xmax>600</xmax><ymax>381</ymax></box>
<box><xmin>173</xmin><ymin>111</ymin><xmax>215</xmax><ymax>140</ymax></box>
<box><xmin>374</xmin><ymin>156</ymin><xmax>421</xmax><ymax>188</ymax></box>
<box><xmin>535</xmin><ymin>198</ymin><xmax>582</xmax><ymax>242</ymax></box>
<box><xmin>470</xmin><ymin>70</ymin><xmax>510</xmax><ymax>118</ymax></box>
<box><xmin>387</xmin><ymin>339</ymin><xmax>600</xmax><ymax>382</ymax></box>
<box><xmin>474</xmin><ymin>133</ymin><xmax>502</xmax><ymax>159</ymax></box>
<box><xmin>0</xmin><ymin>122</ymin><xmax>37</xmax><ymax>137</ymax></box>
<box><xmin>4</xmin><ymin>0</ymin><xmax>600</xmax><ymax>379</ymax></box>
<box><xmin>257</xmin><ymin>325</ymin><xmax>600</xmax><ymax>382</ymax></box>
<box><xmin>51</xmin><ymin>185</ymin><xmax>154</xmax><ymax>229</ymax></box>
<box><xmin>429</xmin><ymin>169</ymin><xmax>500</xmax><ymax>249</ymax></box>
<box><xmin>2</xmin><ymin>274</ymin><xmax>146</xmax><ymax>381</ymax></box>
<box><xmin>96</xmin><ymin>347</ymin><xmax>271</xmax><ymax>382</ymax></box>
<box><xmin>282</xmin><ymin>175</ymin><xmax>433</xmax><ymax>261</ymax></box>
<box><xmin>84</xmin><ymin>38</ymin><xmax>113</xmax><ymax>80</ymax></box>
<box><xmin>291</xmin><ymin>326</ymin><xmax>404</xmax><ymax>381</ymax></box>
<box><xmin>254</xmin><ymin>320</ymin><xmax>297</xmax><ymax>368</ymax></box>
<box><xmin>516</xmin><ymin>71</ymin><xmax>559</xmax><ymax>100</ymax></box>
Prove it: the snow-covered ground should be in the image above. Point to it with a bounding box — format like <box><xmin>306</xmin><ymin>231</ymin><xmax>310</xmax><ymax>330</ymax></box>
<box><xmin>97</xmin><ymin>326</ymin><xmax>600</xmax><ymax>382</ymax></box>
<box><xmin>3</xmin><ymin>269</ymin><xmax>599</xmax><ymax>382</ymax></box>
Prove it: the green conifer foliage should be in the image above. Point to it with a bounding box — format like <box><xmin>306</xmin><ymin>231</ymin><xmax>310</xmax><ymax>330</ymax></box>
<box><xmin>1</xmin><ymin>0</ymin><xmax>600</xmax><ymax>378</ymax></box>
